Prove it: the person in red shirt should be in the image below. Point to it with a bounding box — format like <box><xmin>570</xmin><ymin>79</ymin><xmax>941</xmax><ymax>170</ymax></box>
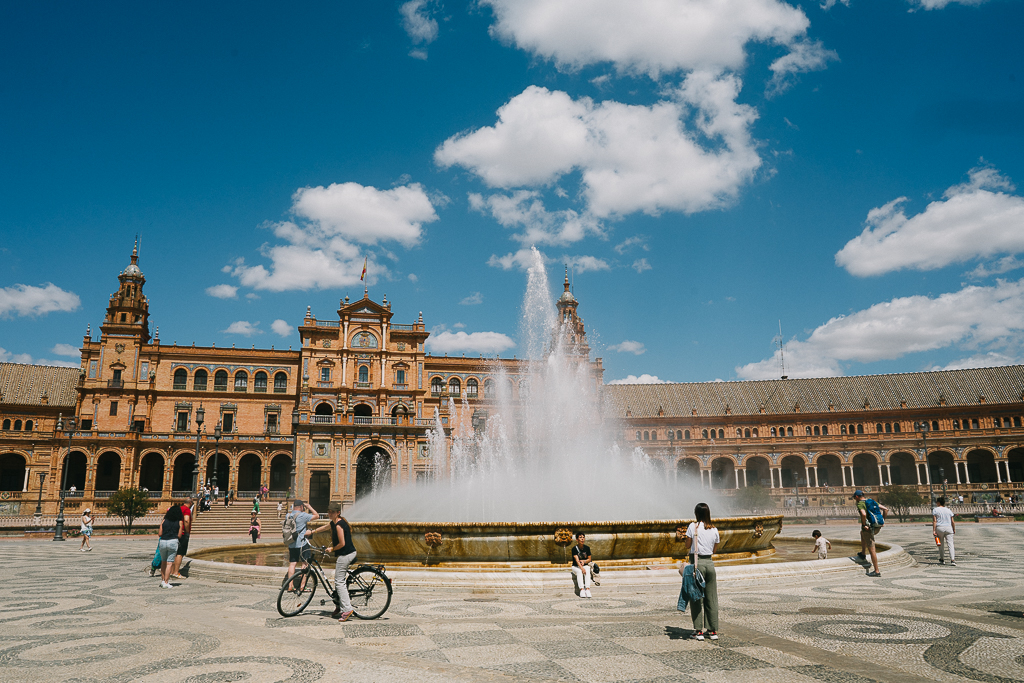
<box><xmin>170</xmin><ymin>496</ymin><xmax>192</xmax><ymax>580</ymax></box>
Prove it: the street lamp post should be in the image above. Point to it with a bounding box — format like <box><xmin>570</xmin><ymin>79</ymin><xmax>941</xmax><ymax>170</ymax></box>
<box><xmin>191</xmin><ymin>405</ymin><xmax>205</xmax><ymax>496</ymax></box>
<box><xmin>34</xmin><ymin>472</ymin><xmax>46</xmax><ymax>518</ymax></box>
<box><xmin>940</xmin><ymin>467</ymin><xmax>947</xmax><ymax>503</ymax></box>
<box><xmin>53</xmin><ymin>416</ymin><xmax>76</xmax><ymax>541</ymax></box>
<box><xmin>290</xmin><ymin>412</ymin><xmax>299</xmax><ymax>500</ymax></box>
<box><xmin>915</xmin><ymin>421</ymin><xmax>931</xmax><ymax>506</ymax></box>
<box><xmin>211</xmin><ymin>421</ymin><xmax>222</xmax><ymax>491</ymax></box>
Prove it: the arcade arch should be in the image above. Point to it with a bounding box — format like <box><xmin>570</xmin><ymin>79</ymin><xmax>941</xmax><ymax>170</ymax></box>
<box><xmin>928</xmin><ymin>450</ymin><xmax>955</xmax><ymax>485</ymax></box>
<box><xmin>888</xmin><ymin>452</ymin><xmax>919</xmax><ymax>486</ymax></box>
<box><xmin>745</xmin><ymin>456</ymin><xmax>771</xmax><ymax>488</ymax></box>
<box><xmin>269</xmin><ymin>454</ymin><xmax>292</xmax><ymax>492</ymax></box>
<box><xmin>710</xmin><ymin>456</ymin><xmax>736</xmax><ymax>489</ymax></box>
<box><xmin>966</xmin><ymin>449</ymin><xmax>997</xmax><ymax>483</ymax></box>
<box><xmin>139</xmin><ymin>452</ymin><xmax>164</xmax><ymax>492</ymax></box>
<box><xmin>355</xmin><ymin>447</ymin><xmax>392</xmax><ymax>499</ymax></box>
<box><xmin>815</xmin><ymin>453</ymin><xmax>843</xmax><ymax>488</ymax></box>
<box><xmin>62</xmin><ymin>451</ymin><xmax>87</xmax><ymax>491</ymax></box>
<box><xmin>676</xmin><ymin>457</ymin><xmax>701</xmax><ymax>484</ymax></box>
<box><xmin>172</xmin><ymin>453</ymin><xmax>195</xmax><ymax>491</ymax></box>
<box><xmin>780</xmin><ymin>455</ymin><xmax>807</xmax><ymax>488</ymax></box>
<box><xmin>95</xmin><ymin>451</ymin><xmax>122</xmax><ymax>491</ymax></box>
<box><xmin>851</xmin><ymin>452</ymin><xmax>880</xmax><ymax>487</ymax></box>
<box><xmin>204</xmin><ymin>452</ymin><xmax>229</xmax><ymax>489</ymax></box>
<box><xmin>0</xmin><ymin>453</ymin><xmax>26</xmax><ymax>491</ymax></box>
<box><xmin>237</xmin><ymin>453</ymin><xmax>263</xmax><ymax>491</ymax></box>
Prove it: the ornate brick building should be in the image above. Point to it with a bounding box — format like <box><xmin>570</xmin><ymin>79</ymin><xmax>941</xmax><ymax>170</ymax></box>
<box><xmin>1</xmin><ymin>246</ymin><xmax>1022</xmax><ymax>516</ymax></box>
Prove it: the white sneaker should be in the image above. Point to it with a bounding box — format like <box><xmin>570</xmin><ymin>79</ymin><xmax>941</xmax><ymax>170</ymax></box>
<box><xmin>160</xmin><ymin>582</ymin><xmax>170</xmax><ymax>589</ymax></box>
<box><xmin>585</xmin><ymin>589</ymin><xmax>593</xmax><ymax>598</ymax></box>
<box><xmin>579</xmin><ymin>591</ymin><xmax>587</xmax><ymax>599</ymax></box>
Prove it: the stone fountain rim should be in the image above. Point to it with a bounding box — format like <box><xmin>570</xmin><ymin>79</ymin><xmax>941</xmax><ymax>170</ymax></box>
<box><xmin>341</xmin><ymin>515</ymin><xmax>781</xmax><ymax>531</ymax></box>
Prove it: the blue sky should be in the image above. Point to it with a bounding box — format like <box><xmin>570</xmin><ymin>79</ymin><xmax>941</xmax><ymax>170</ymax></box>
<box><xmin>2</xmin><ymin>0</ymin><xmax>1023</xmax><ymax>383</ymax></box>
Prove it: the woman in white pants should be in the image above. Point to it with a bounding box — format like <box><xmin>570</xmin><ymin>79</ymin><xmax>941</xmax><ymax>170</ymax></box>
<box><xmin>932</xmin><ymin>496</ymin><xmax>956</xmax><ymax>566</ymax></box>
<box><xmin>571</xmin><ymin>532</ymin><xmax>594</xmax><ymax>598</ymax></box>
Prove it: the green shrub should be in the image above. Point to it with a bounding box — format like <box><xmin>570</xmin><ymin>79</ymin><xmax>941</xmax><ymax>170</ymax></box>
<box><xmin>106</xmin><ymin>488</ymin><xmax>154</xmax><ymax>535</ymax></box>
<box><xmin>878</xmin><ymin>485</ymin><xmax>925</xmax><ymax>523</ymax></box>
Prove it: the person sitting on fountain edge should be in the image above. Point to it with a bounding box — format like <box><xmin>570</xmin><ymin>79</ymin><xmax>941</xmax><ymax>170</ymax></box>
<box><xmin>572</xmin><ymin>532</ymin><xmax>595</xmax><ymax>598</ymax></box>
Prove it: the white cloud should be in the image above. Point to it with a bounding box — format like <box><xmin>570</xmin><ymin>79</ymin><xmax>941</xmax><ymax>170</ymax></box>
<box><xmin>487</xmin><ymin>248</ymin><xmax>543</xmax><ymax>271</ymax></box>
<box><xmin>614</xmin><ymin>236</ymin><xmax>649</xmax><ymax>254</ymax></box>
<box><xmin>460</xmin><ymin>292</ymin><xmax>483</xmax><ymax>305</ymax></box>
<box><xmin>222</xmin><ymin>321</ymin><xmax>262</xmax><ymax>337</ymax></box>
<box><xmin>819</xmin><ymin>0</ymin><xmax>850</xmax><ymax>9</ymax></box>
<box><xmin>931</xmin><ymin>351</ymin><xmax>1020</xmax><ymax>371</ymax></box>
<box><xmin>0</xmin><ymin>283</ymin><xmax>80</xmax><ymax>318</ymax></box>
<box><xmin>400</xmin><ymin>0</ymin><xmax>438</xmax><ymax>44</ymax></box>
<box><xmin>408</xmin><ymin>273</ymin><xmax>419</xmax><ymax>283</ymax></box>
<box><xmin>736</xmin><ymin>278</ymin><xmax>1024</xmax><ymax>379</ymax></box>
<box><xmin>563</xmin><ymin>255</ymin><xmax>610</xmax><ymax>273</ymax></box>
<box><xmin>0</xmin><ymin>347</ymin><xmax>78</xmax><ymax>368</ymax></box>
<box><xmin>916</xmin><ymin>0</ymin><xmax>988</xmax><ymax>8</ymax></box>
<box><xmin>270</xmin><ymin>319</ymin><xmax>292</xmax><ymax>337</ymax></box>
<box><xmin>632</xmin><ymin>258</ymin><xmax>652</xmax><ymax>273</ymax></box>
<box><xmin>608</xmin><ymin>374</ymin><xmax>668</xmax><ymax>384</ymax></box>
<box><xmin>968</xmin><ymin>256</ymin><xmax>1024</xmax><ymax>279</ymax></box>
<box><xmin>835</xmin><ymin>167</ymin><xmax>1024</xmax><ymax>277</ymax></box>
<box><xmin>767</xmin><ymin>39</ymin><xmax>837</xmax><ymax>96</ymax></box>
<box><xmin>437</xmin><ymin>75</ymin><xmax>761</xmax><ymax>219</ymax></box>
<box><xmin>469</xmin><ymin>191</ymin><xmax>603</xmax><ymax>245</ymax></box>
<box><xmin>609</xmin><ymin>340</ymin><xmax>646</xmax><ymax>355</ymax></box>
<box><xmin>51</xmin><ymin>343</ymin><xmax>79</xmax><ymax>357</ymax></box>
<box><xmin>481</xmin><ymin>0</ymin><xmax>814</xmax><ymax>78</ymax></box>
<box><xmin>206</xmin><ymin>284</ymin><xmax>238</xmax><ymax>299</ymax></box>
<box><xmin>227</xmin><ymin>182</ymin><xmax>438</xmax><ymax>292</ymax></box>
<box><xmin>426</xmin><ymin>330</ymin><xmax>516</xmax><ymax>355</ymax></box>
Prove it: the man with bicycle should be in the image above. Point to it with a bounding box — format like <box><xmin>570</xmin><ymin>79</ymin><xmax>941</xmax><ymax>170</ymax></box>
<box><xmin>327</xmin><ymin>501</ymin><xmax>356</xmax><ymax>621</ymax></box>
<box><xmin>285</xmin><ymin>499</ymin><xmax>317</xmax><ymax>585</ymax></box>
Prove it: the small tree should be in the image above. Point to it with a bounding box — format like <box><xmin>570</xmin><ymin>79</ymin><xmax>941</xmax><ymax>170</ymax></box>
<box><xmin>734</xmin><ymin>484</ymin><xmax>774</xmax><ymax>512</ymax></box>
<box><xmin>878</xmin><ymin>484</ymin><xmax>925</xmax><ymax>523</ymax></box>
<box><xmin>107</xmin><ymin>488</ymin><xmax>154</xmax><ymax>535</ymax></box>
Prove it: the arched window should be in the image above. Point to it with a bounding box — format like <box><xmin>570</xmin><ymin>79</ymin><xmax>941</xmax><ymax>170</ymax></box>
<box><xmin>431</xmin><ymin>377</ymin><xmax>444</xmax><ymax>395</ymax></box>
<box><xmin>737</xmin><ymin>429</ymin><xmax>743</xmax><ymax>438</ymax></box>
<box><xmin>786</xmin><ymin>427</ymin><xmax>793</xmax><ymax>437</ymax></box>
<box><xmin>13</xmin><ymin>420</ymin><xmax>22</xmax><ymax>431</ymax></box>
<box><xmin>519</xmin><ymin>379</ymin><xmax>530</xmax><ymax>398</ymax></box>
<box><xmin>806</xmin><ymin>426</ymin><xmax>813</xmax><ymax>436</ymax></box>
<box><xmin>214</xmin><ymin>370</ymin><xmax>228</xmax><ymax>391</ymax></box>
<box><xmin>449</xmin><ymin>378</ymin><xmax>461</xmax><ymax>396</ymax></box>
<box><xmin>234</xmin><ymin>370</ymin><xmax>248</xmax><ymax>391</ymax></box>
<box><xmin>274</xmin><ymin>372</ymin><xmax>288</xmax><ymax>392</ymax></box>
<box><xmin>684</xmin><ymin>430</ymin><xmax>690</xmax><ymax>439</ymax></box>
<box><xmin>813</xmin><ymin>426</ymin><xmax>820</xmax><ymax>436</ymax></box>
<box><xmin>884</xmin><ymin>423</ymin><xmax>891</xmax><ymax>433</ymax></box>
<box><xmin>744</xmin><ymin>428</ymin><xmax>751</xmax><ymax>438</ymax></box>
<box><xmin>194</xmin><ymin>369</ymin><xmax>208</xmax><ymax>391</ymax></box>
<box><xmin>466</xmin><ymin>379</ymin><xmax>478</xmax><ymax>397</ymax></box>
<box><xmin>841</xmin><ymin>425</ymin><xmax>847</xmax><ymax>434</ymax></box>
<box><xmin>173</xmin><ymin>368</ymin><xmax>188</xmax><ymax>389</ymax></box>
<box><xmin>931</xmin><ymin>420</ymin><xmax>939</xmax><ymax>431</ymax></box>
<box><xmin>643</xmin><ymin>431</ymin><xmax>649</xmax><ymax>441</ymax></box>
<box><xmin>822</xmin><ymin>425</ymin><xmax>828</xmax><ymax>435</ymax></box>
<box><xmin>636</xmin><ymin>431</ymin><xmax>641</xmax><ymax>440</ymax></box>
<box><xmin>24</xmin><ymin>420</ymin><xmax>32</xmax><ymax>431</ymax></box>
<box><xmin>677</xmin><ymin>430</ymin><xmax>683</xmax><ymax>440</ymax></box>
<box><xmin>718</xmin><ymin>429</ymin><xmax>724</xmax><ymax>439</ymax></box>
<box><xmin>856</xmin><ymin>424</ymin><xmax>864</xmax><ymax>434</ymax></box>
<box><xmin>1</xmin><ymin>419</ymin><xmax>8</xmax><ymax>430</ymax></box>
<box><xmin>752</xmin><ymin>428</ymin><xmax>759</xmax><ymax>437</ymax></box>
<box><xmin>484</xmin><ymin>379</ymin><xmax>495</xmax><ymax>398</ymax></box>
<box><xmin>770</xmin><ymin>427</ymin><xmax>777</xmax><ymax>436</ymax></box>
<box><xmin>254</xmin><ymin>371</ymin><xmax>268</xmax><ymax>391</ymax></box>
<box><xmin>702</xmin><ymin>429</ymin><xmax>709</xmax><ymax>439</ymax></box>
<box><xmin>651</xmin><ymin>431</ymin><xmax>657</xmax><ymax>441</ymax></box>
<box><xmin>358</xmin><ymin>366</ymin><xmax>369</xmax><ymax>384</ymax></box>
<box><xmin>893</xmin><ymin>423</ymin><xmax>900</xmax><ymax>433</ymax></box>
<box><xmin>876</xmin><ymin>423</ymin><xmax>883</xmax><ymax>433</ymax></box>
<box><xmin>971</xmin><ymin>418</ymin><xmax>979</xmax><ymax>429</ymax></box>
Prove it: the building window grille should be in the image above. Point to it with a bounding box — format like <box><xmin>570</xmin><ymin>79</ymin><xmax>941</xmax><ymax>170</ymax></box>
<box><xmin>24</xmin><ymin>420</ymin><xmax>33</xmax><ymax>431</ymax></box>
<box><xmin>635</xmin><ymin>431</ymin><xmax>641</xmax><ymax>440</ymax></box>
<box><xmin>702</xmin><ymin>429</ymin><xmax>709</xmax><ymax>439</ymax></box>
<box><xmin>359</xmin><ymin>366</ymin><xmax>369</xmax><ymax>384</ymax></box>
<box><xmin>466</xmin><ymin>378</ymin><xmax>478</xmax><ymax>397</ymax></box>
<box><xmin>933</xmin><ymin>420</ymin><xmax>941</xmax><ymax>430</ymax></box>
<box><xmin>396</xmin><ymin>369</ymin><xmax>407</xmax><ymax>385</ymax></box>
<box><xmin>234</xmin><ymin>371</ymin><xmax>248</xmax><ymax>391</ymax></box>
<box><xmin>320</xmin><ymin>367</ymin><xmax>331</xmax><ymax>383</ymax></box>
<box><xmin>449</xmin><ymin>378</ymin><xmax>461</xmax><ymax>396</ymax></box>
<box><xmin>13</xmin><ymin>420</ymin><xmax>22</xmax><ymax>430</ymax></box>
<box><xmin>644</xmin><ymin>431</ymin><xmax>649</xmax><ymax>440</ymax></box>
<box><xmin>109</xmin><ymin>401</ymin><xmax>118</xmax><ymax>416</ymax></box>
<box><xmin>214</xmin><ymin>370</ymin><xmax>228</xmax><ymax>391</ymax></box>
<box><xmin>254</xmin><ymin>371</ymin><xmax>268</xmax><ymax>392</ymax></box>
<box><xmin>752</xmin><ymin>428</ymin><xmax>758</xmax><ymax>437</ymax></box>
<box><xmin>884</xmin><ymin>423</ymin><xmax>892</xmax><ymax>433</ymax></box>
<box><xmin>431</xmin><ymin>377</ymin><xmax>443</xmax><ymax>395</ymax></box>
<box><xmin>266</xmin><ymin>413</ymin><xmax>279</xmax><ymax>434</ymax></box>
<box><xmin>971</xmin><ymin>418</ymin><xmax>979</xmax><ymax>429</ymax></box>
<box><xmin>770</xmin><ymin>427</ymin><xmax>777</xmax><ymax>436</ymax></box>
<box><xmin>651</xmin><ymin>431</ymin><xmax>657</xmax><ymax>441</ymax></box>
<box><xmin>173</xmin><ymin>368</ymin><xmax>188</xmax><ymax>390</ymax></box>
<box><xmin>1015</xmin><ymin>417</ymin><xmax>1022</xmax><ymax>428</ymax></box>
<box><xmin>786</xmin><ymin>427</ymin><xmax>793</xmax><ymax>437</ymax></box>
<box><xmin>822</xmin><ymin>425</ymin><xmax>828</xmax><ymax>435</ymax></box>
<box><xmin>893</xmin><ymin>422</ymin><xmax>900</xmax><ymax>433</ymax></box>
<box><xmin>484</xmin><ymin>379</ymin><xmax>495</xmax><ymax>398</ymax></box>
<box><xmin>194</xmin><ymin>369</ymin><xmax>208</xmax><ymax>391</ymax></box>
<box><xmin>274</xmin><ymin>372</ymin><xmax>288</xmax><ymax>393</ymax></box>
<box><xmin>806</xmin><ymin>426</ymin><xmax>813</xmax><ymax>436</ymax></box>
<box><xmin>176</xmin><ymin>411</ymin><xmax>189</xmax><ymax>432</ymax></box>
<box><xmin>223</xmin><ymin>412</ymin><xmax>234</xmax><ymax>433</ymax></box>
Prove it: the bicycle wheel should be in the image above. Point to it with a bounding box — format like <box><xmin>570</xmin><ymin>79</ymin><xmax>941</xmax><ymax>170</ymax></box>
<box><xmin>277</xmin><ymin>568</ymin><xmax>317</xmax><ymax>617</ymax></box>
<box><xmin>347</xmin><ymin>566</ymin><xmax>392</xmax><ymax>620</ymax></box>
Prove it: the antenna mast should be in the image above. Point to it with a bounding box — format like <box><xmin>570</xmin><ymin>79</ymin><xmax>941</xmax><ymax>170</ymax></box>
<box><xmin>778</xmin><ymin>320</ymin><xmax>787</xmax><ymax>380</ymax></box>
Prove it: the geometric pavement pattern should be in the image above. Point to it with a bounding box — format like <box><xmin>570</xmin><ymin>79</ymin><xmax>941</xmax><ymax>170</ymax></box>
<box><xmin>1</xmin><ymin>523</ymin><xmax>1022</xmax><ymax>682</ymax></box>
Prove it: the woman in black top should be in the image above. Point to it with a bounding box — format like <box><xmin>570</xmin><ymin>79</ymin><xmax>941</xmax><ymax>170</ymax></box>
<box><xmin>327</xmin><ymin>501</ymin><xmax>357</xmax><ymax>620</ymax></box>
<box><xmin>158</xmin><ymin>505</ymin><xmax>184</xmax><ymax>589</ymax></box>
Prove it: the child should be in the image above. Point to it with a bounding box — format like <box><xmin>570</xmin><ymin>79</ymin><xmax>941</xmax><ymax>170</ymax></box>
<box><xmin>811</xmin><ymin>530</ymin><xmax>831</xmax><ymax>559</ymax></box>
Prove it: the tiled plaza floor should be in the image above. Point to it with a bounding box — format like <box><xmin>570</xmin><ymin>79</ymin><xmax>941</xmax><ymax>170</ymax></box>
<box><xmin>1</xmin><ymin>523</ymin><xmax>1022</xmax><ymax>682</ymax></box>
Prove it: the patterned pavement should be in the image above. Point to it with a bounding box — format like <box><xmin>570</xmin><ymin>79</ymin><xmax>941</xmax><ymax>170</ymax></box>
<box><xmin>0</xmin><ymin>523</ymin><xmax>1022</xmax><ymax>682</ymax></box>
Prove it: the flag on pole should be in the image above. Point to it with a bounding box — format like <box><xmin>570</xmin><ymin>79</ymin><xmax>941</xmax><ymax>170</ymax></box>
<box><xmin>360</xmin><ymin>257</ymin><xmax>367</xmax><ymax>281</ymax></box>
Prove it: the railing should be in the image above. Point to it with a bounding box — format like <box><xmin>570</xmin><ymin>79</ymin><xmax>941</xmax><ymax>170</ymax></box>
<box><xmin>93</xmin><ymin>490</ymin><xmax>116</xmax><ymax>499</ymax></box>
<box><xmin>254</xmin><ymin>386</ymin><xmax>267</xmax><ymax>393</ymax></box>
<box><xmin>273</xmin><ymin>386</ymin><xmax>287</xmax><ymax>393</ymax></box>
<box><xmin>236</xmin><ymin>490</ymin><xmax>260</xmax><ymax>500</ymax></box>
<box><xmin>107</xmin><ymin>379</ymin><xmax>124</xmax><ymax>389</ymax></box>
<box><xmin>355</xmin><ymin>382</ymin><xmax>371</xmax><ymax>389</ymax></box>
<box><xmin>145</xmin><ymin>490</ymin><xmax>162</xmax><ymax>498</ymax></box>
<box><xmin>170</xmin><ymin>490</ymin><xmax>194</xmax><ymax>499</ymax></box>
<box><xmin>313</xmin><ymin>320</ymin><xmax>340</xmax><ymax>327</ymax></box>
<box><xmin>390</xmin><ymin>323</ymin><xmax>416</xmax><ymax>330</ymax></box>
<box><xmin>267</xmin><ymin>490</ymin><xmax>290</xmax><ymax>499</ymax></box>
<box><xmin>63</xmin><ymin>490</ymin><xmax>84</xmax><ymax>498</ymax></box>
<box><xmin>316</xmin><ymin>381</ymin><xmax>333</xmax><ymax>388</ymax></box>
<box><xmin>172</xmin><ymin>383</ymin><xmax>187</xmax><ymax>390</ymax></box>
<box><xmin>213</xmin><ymin>384</ymin><xmax>228</xmax><ymax>391</ymax></box>
<box><xmin>311</xmin><ymin>414</ymin><xmax>335</xmax><ymax>424</ymax></box>
<box><xmin>393</xmin><ymin>384</ymin><xmax>409</xmax><ymax>390</ymax></box>
<box><xmin>352</xmin><ymin>417</ymin><xmax>398</xmax><ymax>426</ymax></box>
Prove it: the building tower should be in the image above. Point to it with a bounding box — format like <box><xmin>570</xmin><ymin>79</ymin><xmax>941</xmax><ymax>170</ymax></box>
<box><xmin>555</xmin><ymin>266</ymin><xmax>591</xmax><ymax>358</ymax></box>
<box><xmin>100</xmin><ymin>240</ymin><xmax>151</xmax><ymax>343</ymax></box>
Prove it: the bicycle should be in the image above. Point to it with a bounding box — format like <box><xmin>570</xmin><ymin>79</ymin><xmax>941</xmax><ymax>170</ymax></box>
<box><xmin>277</xmin><ymin>546</ymin><xmax>392</xmax><ymax>620</ymax></box>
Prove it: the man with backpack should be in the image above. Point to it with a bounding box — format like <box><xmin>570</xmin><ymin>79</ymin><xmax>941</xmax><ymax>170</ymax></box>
<box><xmin>854</xmin><ymin>490</ymin><xmax>888</xmax><ymax>577</ymax></box>
<box><xmin>283</xmin><ymin>499</ymin><xmax>318</xmax><ymax>586</ymax></box>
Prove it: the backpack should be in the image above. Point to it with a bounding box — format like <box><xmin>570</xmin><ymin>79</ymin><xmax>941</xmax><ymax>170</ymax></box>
<box><xmin>282</xmin><ymin>512</ymin><xmax>298</xmax><ymax>546</ymax></box>
<box><xmin>864</xmin><ymin>498</ymin><xmax>885</xmax><ymax>527</ymax></box>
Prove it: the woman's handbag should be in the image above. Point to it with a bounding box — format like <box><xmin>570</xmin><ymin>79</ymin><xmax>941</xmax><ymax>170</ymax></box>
<box><xmin>679</xmin><ymin>523</ymin><xmax>706</xmax><ymax>604</ymax></box>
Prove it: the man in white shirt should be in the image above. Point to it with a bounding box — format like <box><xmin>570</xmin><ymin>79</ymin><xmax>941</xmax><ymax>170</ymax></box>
<box><xmin>933</xmin><ymin>497</ymin><xmax>956</xmax><ymax>566</ymax></box>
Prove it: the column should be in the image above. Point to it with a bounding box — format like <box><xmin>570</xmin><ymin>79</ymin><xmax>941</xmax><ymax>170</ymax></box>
<box><xmin>706</xmin><ymin>469</ymin><xmax>712</xmax><ymax>489</ymax></box>
<box><xmin>996</xmin><ymin>460</ymin><xmax>1004</xmax><ymax>483</ymax></box>
<box><xmin>954</xmin><ymin>462</ymin><xmax>962</xmax><ymax>484</ymax></box>
<box><xmin>341</xmin><ymin>353</ymin><xmax>347</xmax><ymax>387</ymax></box>
<box><xmin>342</xmin><ymin>320</ymin><xmax>349</xmax><ymax>349</ymax></box>
<box><xmin>877</xmin><ymin>464</ymin><xmax>885</xmax><ymax>486</ymax></box>
<box><xmin>380</xmin><ymin>356</ymin><xmax>386</xmax><ymax>389</ymax></box>
<box><xmin>804</xmin><ymin>466</ymin><xmax>811</xmax><ymax>488</ymax></box>
<box><xmin>922</xmin><ymin>460</ymin><xmax>930</xmax><ymax>485</ymax></box>
<box><xmin>769</xmin><ymin>468</ymin><xmax>776</xmax><ymax>488</ymax></box>
<box><xmin>963</xmin><ymin>462</ymin><xmax>971</xmax><ymax>484</ymax></box>
<box><xmin>733</xmin><ymin>468</ymin><xmax>739</xmax><ymax>488</ymax></box>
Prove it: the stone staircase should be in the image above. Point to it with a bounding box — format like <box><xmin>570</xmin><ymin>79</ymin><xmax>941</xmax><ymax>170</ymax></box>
<box><xmin>191</xmin><ymin>502</ymin><xmax>279</xmax><ymax>536</ymax></box>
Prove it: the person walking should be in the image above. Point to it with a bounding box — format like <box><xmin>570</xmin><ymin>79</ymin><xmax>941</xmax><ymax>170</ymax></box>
<box><xmin>249</xmin><ymin>513</ymin><xmax>261</xmax><ymax>544</ymax></box>
<box><xmin>284</xmin><ymin>500</ymin><xmax>317</xmax><ymax>585</ymax></box>
<box><xmin>327</xmin><ymin>501</ymin><xmax>357</xmax><ymax>621</ymax></box>
<box><xmin>685</xmin><ymin>502</ymin><xmax>720</xmax><ymax>641</ymax></box>
<box><xmin>253</xmin><ymin>495</ymin><xmax>260</xmax><ymax>515</ymax></box>
<box><xmin>571</xmin><ymin>532</ymin><xmax>594</xmax><ymax>598</ymax></box>
<box><xmin>854</xmin><ymin>490</ymin><xmax>888</xmax><ymax>577</ymax></box>
<box><xmin>277</xmin><ymin>501</ymin><xmax>283</xmax><ymax>519</ymax></box>
<box><xmin>158</xmin><ymin>505</ymin><xmax>184</xmax><ymax>589</ymax></box>
<box><xmin>79</xmin><ymin>508</ymin><xmax>94</xmax><ymax>551</ymax></box>
<box><xmin>170</xmin><ymin>496</ymin><xmax>192</xmax><ymax>580</ymax></box>
<box><xmin>933</xmin><ymin>496</ymin><xmax>956</xmax><ymax>566</ymax></box>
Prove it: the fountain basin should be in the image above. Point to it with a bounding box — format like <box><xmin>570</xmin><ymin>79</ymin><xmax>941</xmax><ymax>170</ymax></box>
<box><xmin>305</xmin><ymin>515</ymin><xmax>782</xmax><ymax>565</ymax></box>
